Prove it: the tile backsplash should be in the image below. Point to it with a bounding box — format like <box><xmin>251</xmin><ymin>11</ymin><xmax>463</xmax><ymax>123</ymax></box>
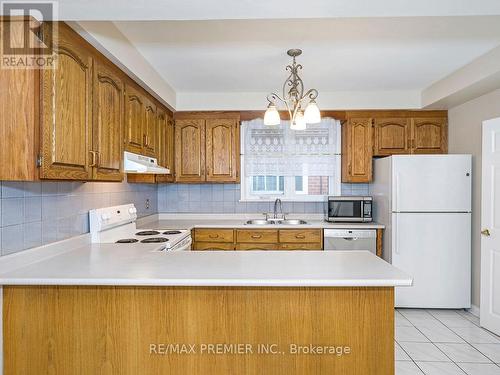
<box><xmin>158</xmin><ymin>183</ymin><xmax>369</xmax><ymax>214</ymax></box>
<box><xmin>0</xmin><ymin>180</ymin><xmax>369</xmax><ymax>256</ymax></box>
<box><xmin>0</xmin><ymin>180</ymin><xmax>158</xmax><ymax>256</ymax></box>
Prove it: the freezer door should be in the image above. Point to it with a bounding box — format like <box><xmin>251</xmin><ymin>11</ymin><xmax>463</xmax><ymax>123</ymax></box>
<box><xmin>393</xmin><ymin>155</ymin><xmax>472</xmax><ymax>212</ymax></box>
<box><xmin>392</xmin><ymin>212</ymin><xmax>471</xmax><ymax>308</ymax></box>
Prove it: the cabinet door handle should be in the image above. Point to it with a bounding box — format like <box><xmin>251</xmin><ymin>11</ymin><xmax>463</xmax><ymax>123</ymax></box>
<box><xmin>89</xmin><ymin>151</ymin><xmax>97</xmax><ymax>167</ymax></box>
<box><xmin>95</xmin><ymin>151</ymin><xmax>100</xmax><ymax>167</ymax></box>
<box><xmin>143</xmin><ymin>134</ymin><xmax>148</xmax><ymax>147</ymax></box>
<box><xmin>209</xmin><ymin>234</ymin><xmax>219</xmax><ymax>239</ymax></box>
<box><xmin>295</xmin><ymin>234</ymin><xmax>306</xmax><ymax>239</ymax></box>
<box><xmin>251</xmin><ymin>234</ymin><xmax>262</xmax><ymax>239</ymax></box>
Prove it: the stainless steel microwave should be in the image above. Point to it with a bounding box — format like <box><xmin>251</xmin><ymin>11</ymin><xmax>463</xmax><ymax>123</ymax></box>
<box><xmin>325</xmin><ymin>196</ymin><xmax>373</xmax><ymax>222</ymax></box>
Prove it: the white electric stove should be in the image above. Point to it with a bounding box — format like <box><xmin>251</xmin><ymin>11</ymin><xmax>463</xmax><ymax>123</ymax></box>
<box><xmin>89</xmin><ymin>204</ymin><xmax>191</xmax><ymax>252</ymax></box>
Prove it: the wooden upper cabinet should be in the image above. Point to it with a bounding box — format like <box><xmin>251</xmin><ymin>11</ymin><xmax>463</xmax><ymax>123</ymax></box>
<box><xmin>342</xmin><ymin>118</ymin><xmax>373</xmax><ymax>183</ymax></box>
<box><xmin>0</xmin><ymin>20</ymin><xmax>39</xmax><ymax>181</ymax></box>
<box><xmin>143</xmin><ymin>98</ymin><xmax>157</xmax><ymax>157</ymax></box>
<box><xmin>175</xmin><ymin>119</ymin><xmax>205</xmax><ymax>182</ymax></box>
<box><xmin>92</xmin><ymin>60</ymin><xmax>124</xmax><ymax>181</ymax></box>
<box><xmin>411</xmin><ymin>118</ymin><xmax>448</xmax><ymax>154</ymax></box>
<box><xmin>165</xmin><ymin>116</ymin><xmax>175</xmax><ymax>178</ymax></box>
<box><xmin>205</xmin><ymin>119</ymin><xmax>239</xmax><ymax>183</ymax></box>
<box><xmin>155</xmin><ymin>106</ymin><xmax>175</xmax><ymax>183</ymax></box>
<box><xmin>373</xmin><ymin>118</ymin><xmax>411</xmax><ymax>156</ymax></box>
<box><xmin>124</xmin><ymin>83</ymin><xmax>144</xmax><ymax>155</ymax></box>
<box><xmin>157</xmin><ymin>107</ymin><xmax>168</xmax><ymax>168</ymax></box>
<box><xmin>40</xmin><ymin>23</ymin><xmax>93</xmax><ymax>180</ymax></box>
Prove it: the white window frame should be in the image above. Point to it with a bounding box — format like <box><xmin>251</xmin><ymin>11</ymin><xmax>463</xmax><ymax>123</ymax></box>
<box><xmin>240</xmin><ymin>122</ymin><xmax>341</xmax><ymax>202</ymax></box>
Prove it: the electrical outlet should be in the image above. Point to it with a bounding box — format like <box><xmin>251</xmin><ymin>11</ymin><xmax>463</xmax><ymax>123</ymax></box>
<box><xmin>145</xmin><ymin>199</ymin><xmax>150</xmax><ymax>210</ymax></box>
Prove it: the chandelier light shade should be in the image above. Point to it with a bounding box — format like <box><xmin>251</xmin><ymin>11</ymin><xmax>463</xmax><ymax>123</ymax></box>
<box><xmin>264</xmin><ymin>49</ymin><xmax>321</xmax><ymax>129</ymax></box>
<box><xmin>263</xmin><ymin>103</ymin><xmax>281</xmax><ymax>125</ymax></box>
<box><xmin>290</xmin><ymin>110</ymin><xmax>306</xmax><ymax>130</ymax></box>
<box><xmin>304</xmin><ymin>100</ymin><xmax>321</xmax><ymax>124</ymax></box>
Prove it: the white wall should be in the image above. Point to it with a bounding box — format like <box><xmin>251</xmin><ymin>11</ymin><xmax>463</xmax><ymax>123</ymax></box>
<box><xmin>70</xmin><ymin>21</ymin><xmax>176</xmax><ymax>110</ymax></box>
<box><xmin>448</xmin><ymin>89</ymin><xmax>500</xmax><ymax>308</ymax></box>
<box><xmin>175</xmin><ymin>90</ymin><xmax>422</xmax><ymax>111</ymax></box>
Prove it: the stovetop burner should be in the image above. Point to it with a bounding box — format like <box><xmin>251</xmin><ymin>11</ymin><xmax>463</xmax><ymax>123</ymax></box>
<box><xmin>136</xmin><ymin>230</ymin><xmax>160</xmax><ymax>236</ymax></box>
<box><xmin>163</xmin><ymin>230</ymin><xmax>182</xmax><ymax>235</ymax></box>
<box><xmin>141</xmin><ymin>237</ymin><xmax>169</xmax><ymax>243</ymax></box>
<box><xmin>116</xmin><ymin>238</ymin><xmax>139</xmax><ymax>243</ymax></box>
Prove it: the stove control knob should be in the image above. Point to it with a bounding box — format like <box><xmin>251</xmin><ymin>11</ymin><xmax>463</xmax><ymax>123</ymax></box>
<box><xmin>128</xmin><ymin>207</ymin><xmax>137</xmax><ymax>215</ymax></box>
<box><xmin>101</xmin><ymin>213</ymin><xmax>110</xmax><ymax>221</ymax></box>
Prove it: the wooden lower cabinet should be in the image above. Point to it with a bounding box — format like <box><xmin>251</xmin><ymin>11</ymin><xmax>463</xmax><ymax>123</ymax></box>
<box><xmin>193</xmin><ymin>242</ymin><xmax>234</xmax><ymax>251</ymax></box>
<box><xmin>236</xmin><ymin>229</ymin><xmax>278</xmax><ymax>243</ymax></box>
<box><xmin>279</xmin><ymin>243</ymin><xmax>323</xmax><ymax>250</ymax></box>
<box><xmin>193</xmin><ymin>228</ymin><xmax>323</xmax><ymax>251</ymax></box>
<box><xmin>236</xmin><ymin>243</ymin><xmax>279</xmax><ymax>250</ymax></box>
<box><xmin>278</xmin><ymin>229</ymin><xmax>322</xmax><ymax>244</ymax></box>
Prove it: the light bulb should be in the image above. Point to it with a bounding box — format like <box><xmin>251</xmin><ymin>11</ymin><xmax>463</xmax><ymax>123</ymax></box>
<box><xmin>264</xmin><ymin>103</ymin><xmax>280</xmax><ymax>125</ymax></box>
<box><xmin>290</xmin><ymin>110</ymin><xmax>306</xmax><ymax>130</ymax></box>
<box><xmin>304</xmin><ymin>100</ymin><xmax>321</xmax><ymax>124</ymax></box>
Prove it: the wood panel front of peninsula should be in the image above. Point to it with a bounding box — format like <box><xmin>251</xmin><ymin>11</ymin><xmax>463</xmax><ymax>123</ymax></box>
<box><xmin>4</xmin><ymin>285</ymin><xmax>394</xmax><ymax>375</ymax></box>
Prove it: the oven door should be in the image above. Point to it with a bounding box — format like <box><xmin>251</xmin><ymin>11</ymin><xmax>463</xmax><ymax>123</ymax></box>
<box><xmin>327</xmin><ymin>199</ymin><xmax>364</xmax><ymax>222</ymax></box>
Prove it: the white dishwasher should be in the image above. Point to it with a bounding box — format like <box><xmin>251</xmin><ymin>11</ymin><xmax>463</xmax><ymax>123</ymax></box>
<box><xmin>323</xmin><ymin>229</ymin><xmax>377</xmax><ymax>254</ymax></box>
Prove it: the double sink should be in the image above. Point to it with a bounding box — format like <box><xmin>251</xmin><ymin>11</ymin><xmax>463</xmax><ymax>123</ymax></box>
<box><xmin>246</xmin><ymin>199</ymin><xmax>308</xmax><ymax>225</ymax></box>
<box><xmin>245</xmin><ymin>219</ymin><xmax>308</xmax><ymax>225</ymax></box>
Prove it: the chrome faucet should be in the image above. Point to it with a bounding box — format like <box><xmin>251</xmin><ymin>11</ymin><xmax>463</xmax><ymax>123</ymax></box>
<box><xmin>273</xmin><ymin>198</ymin><xmax>283</xmax><ymax>219</ymax></box>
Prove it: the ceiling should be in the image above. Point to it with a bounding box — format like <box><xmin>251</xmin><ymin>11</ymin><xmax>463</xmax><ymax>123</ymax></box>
<box><xmin>114</xmin><ymin>17</ymin><xmax>500</xmax><ymax>95</ymax></box>
<box><xmin>50</xmin><ymin>0</ymin><xmax>500</xmax><ymax>20</ymax></box>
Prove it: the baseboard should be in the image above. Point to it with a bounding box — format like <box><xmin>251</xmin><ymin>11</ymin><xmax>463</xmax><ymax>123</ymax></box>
<box><xmin>468</xmin><ymin>304</ymin><xmax>480</xmax><ymax>317</ymax></box>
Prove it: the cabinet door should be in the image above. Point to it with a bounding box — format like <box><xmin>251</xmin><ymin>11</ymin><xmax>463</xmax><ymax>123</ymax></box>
<box><xmin>155</xmin><ymin>110</ymin><xmax>175</xmax><ymax>183</ymax></box>
<box><xmin>124</xmin><ymin>83</ymin><xmax>144</xmax><ymax>154</ymax></box>
<box><xmin>373</xmin><ymin>118</ymin><xmax>411</xmax><ymax>156</ymax></box>
<box><xmin>0</xmin><ymin>20</ymin><xmax>39</xmax><ymax>181</ymax></box>
<box><xmin>411</xmin><ymin>118</ymin><xmax>448</xmax><ymax>154</ymax></box>
<box><xmin>193</xmin><ymin>242</ymin><xmax>234</xmax><ymax>251</ymax></box>
<box><xmin>92</xmin><ymin>60</ymin><xmax>124</xmax><ymax>181</ymax></box>
<box><xmin>143</xmin><ymin>97</ymin><xmax>157</xmax><ymax>157</ymax></box>
<box><xmin>165</xmin><ymin>115</ymin><xmax>175</xmax><ymax>180</ymax></box>
<box><xmin>40</xmin><ymin>24</ymin><xmax>93</xmax><ymax>180</ymax></box>
<box><xmin>157</xmin><ymin>107</ymin><xmax>168</xmax><ymax>168</ymax></box>
<box><xmin>341</xmin><ymin>118</ymin><xmax>373</xmax><ymax>183</ymax></box>
<box><xmin>205</xmin><ymin>119</ymin><xmax>239</xmax><ymax>182</ymax></box>
<box><xmin>175</xmin><ymin>119</ymin><xmax>205</xmax><ymax>182</ymax></box>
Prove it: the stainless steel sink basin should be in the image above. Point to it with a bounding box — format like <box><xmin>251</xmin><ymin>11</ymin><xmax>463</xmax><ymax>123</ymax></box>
<box><xmin>245</xmin><ymin>219</ymin><xmax>272</xmax><ymax>225</ymax></box>
<box><xmin>245</xmin><ymin>219</ymin><xmax>307</xmax><ymax>225</ymax></box>
<box><xmin>280</xmin><ymin>219</ymin><xmax>307</xmax><ymax>225</ymax></box>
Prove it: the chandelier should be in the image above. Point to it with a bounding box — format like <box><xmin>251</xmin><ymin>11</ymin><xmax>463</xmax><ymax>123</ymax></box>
<box><xmin>264</xmin><ymin>49</ymin><xmax>321</xmax><ymax>130</ymax></box>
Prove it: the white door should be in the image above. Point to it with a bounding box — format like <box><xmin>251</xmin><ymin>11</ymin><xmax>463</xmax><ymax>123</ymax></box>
<box><xmin>393</xmin><ymin>155</ymin><xmax>472</xmax><ymax>212</ymax></box>
<box><xmin>480</xmin><ymin>118</ymin><xmax>500</xmax><ymax>335</ymax></box>
<box><xmin>392</xmin><ymin>212</ymin><xmax>471</xmax><ymax>308</ymax></box>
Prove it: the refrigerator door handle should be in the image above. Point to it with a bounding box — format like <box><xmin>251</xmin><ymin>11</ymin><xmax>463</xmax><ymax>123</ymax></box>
<box><xmin>393</xmin><ymin>214</ymin><xmax>399</xmax><ymax>254</ymax></box>
<box><xmin>394</xmin><ymin>173</ymin><xmax>400</xmax><ymax>213</ymax></box>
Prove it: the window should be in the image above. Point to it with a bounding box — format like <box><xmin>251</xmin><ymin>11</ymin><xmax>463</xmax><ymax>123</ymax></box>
<box><xmin>241</xmin><ymin>118</ymin><xmax>341</xmax><ymax>202</ymax></box>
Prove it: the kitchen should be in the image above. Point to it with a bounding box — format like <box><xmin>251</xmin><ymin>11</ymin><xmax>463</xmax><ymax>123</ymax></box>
<box><xmin>1</xmin><ymin>2</ymin><xmax>500</xmax><ymax>375</ymax></box>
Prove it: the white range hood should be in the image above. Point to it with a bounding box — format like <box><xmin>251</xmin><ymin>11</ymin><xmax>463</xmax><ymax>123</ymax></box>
<box><xmin>124</xmin><ymin>151</ymin><xmax>170</xmax><ymax>174</ymax></box>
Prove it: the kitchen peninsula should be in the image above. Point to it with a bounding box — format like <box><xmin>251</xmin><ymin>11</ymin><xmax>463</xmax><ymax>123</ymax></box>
<box><xmin>0</xmin><ymin>247</ymin><xmax>411</xmax><ymax>374</ymax></box>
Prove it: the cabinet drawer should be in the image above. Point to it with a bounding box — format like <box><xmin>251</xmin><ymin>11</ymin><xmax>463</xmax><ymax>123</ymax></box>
<box><xmin>236</xmin><ymin>230</ymin><xmax>278</xmax><ymax>243</ymax></box>
<box><xmin>236</xmin><ymin>243</ymin><xmax>279</xmax><ymax>251</ymax></box>
<box><xmin>279</xmin><ymin>243</ymin><xmax>323</xmax><ymax>250</ymax></box>
<box><xmin>193</xmin><ymin>242</ymin><xmax>234</xmax><ymax>251</ymax></box>
<box><xmin>195</xmin><ymin>229</ymin><xmax>234</xmax><ymax>243</ymax></box>
<box><xmin>279</xmin><ymin>229</ymin><xmax>322</xmax><ymax>243</ymax></box>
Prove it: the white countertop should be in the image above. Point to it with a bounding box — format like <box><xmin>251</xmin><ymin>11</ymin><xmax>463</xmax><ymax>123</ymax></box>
<box><xmin>0</xmin><ymin>244</ymin><xmax>410</xmax><ymax>287</ymax></box>
<box><xmin>142</xmin><ymin>214</ymin><xmax>385</xmax><ymax>230</ymax></box>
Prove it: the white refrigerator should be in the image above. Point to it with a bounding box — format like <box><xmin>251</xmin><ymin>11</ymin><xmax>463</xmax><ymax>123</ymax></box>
<box><xmin>372</xmin><ymin>155</ymin><xmax>472</xmax><ymax>308</ymax></box>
